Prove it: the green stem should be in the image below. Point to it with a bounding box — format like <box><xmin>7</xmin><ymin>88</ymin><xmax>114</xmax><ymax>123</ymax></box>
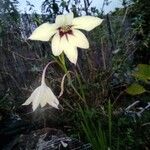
<box><xmin>58</xmin><ymin>53</ymin><xmax>85</xmax><ymax>102</ymax></box>
<box><xmin>58</xmin><ymin>53</ymin><xmax>68</xmax><ymax>73</ymax></box>
<box><xmin>75</xmin><ymin>70</ymin><xmax>86</xmax><ymax>101</ymax></box>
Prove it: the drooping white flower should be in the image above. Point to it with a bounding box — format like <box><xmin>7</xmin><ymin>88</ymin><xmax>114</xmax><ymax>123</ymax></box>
<box><xmin>29</xmin><ymin>13</ymin><xmax>103</xmax><ymax>64</ymax></box>
<box><xmin>22</xmin><ymin>63</ymin><xmax>59</xmax><ymax>111</ymax></box>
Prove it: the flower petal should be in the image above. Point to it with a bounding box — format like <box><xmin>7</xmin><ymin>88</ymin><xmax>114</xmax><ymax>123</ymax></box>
<box><xmin>52</xmin><ymin>31</ymin><xmax>78</xmax><ymax>64</ymax></box>
<box><xmin>40</xmin><ymin>85</ymin><xmax>59</xmax><ymax>109</ymax></box>
<box><xmin>29</xmin><ymin>23</ymin><xmax>57</xmax><ymax>41</ymax></box>
<box><xmin>59</xmin><ymin>35</ymin><xmax>69</xmax><ymax>49</ymax></box>
<box><xmin>39</xmin><ymin>90</ymin><xmax>47</xmax><ymax>107</ymax></box>
<box><xmin>51</xmin><ymin>33</ymin><xmax>63</xmax><ymax>56</ymax></box>
<box><xmin>31</xmin><ymin>87</ymin><xmax>42</xmax><ymax>111</ymax></box>
<box><xmin>56</xmin><ymin>35</ymin><xmax>78</xmax><ymax>64</ymax></box>
<box><xmin>53</xmin><ymin>34</ymin><xmax>69</xmax><ymax>52</ymax></box>
<box><xmin>72</xmin><ymin>16</ymin><xmax>103</xmax><ymax>31</ymax></box>
<box><xmin>32</xmin><ymin>98</ymin><xmax>40</xmax><ymax>111</ymax></box>
<box><xmin>48</xmin><ymin>101</ymin><xmax>59</xmax><ymax>109</ymax></box>
<box><xmin>40</xmin><ymin>100</ymin><xmax>47</xmax><ymax>108</ymax></box>
<box><xmin>55</xmin><ymin>13</ymin><xmax>73</xmax><ymax>26</ymax></box>
<box><xmin>65</xmin><ymin>12</ymin><xmax>74</xmax><ymax>25</ymax></box>
<box><xmin>47</xmin><ymin>95</ymin><xmax>59</xmax><ymax>109</ymax></box>
<box><xmin>55</xmin><ymin>14</ymin><xmax>65</xmax><ymax>26</ymax></box>
<box><xmin>22</xmin><ymin>86</ymin><xmax>40</xmax><ymax>106</ymax></box>
<box><xmin>64</xmin><ymin>45</ymin><xmax>78</xmax><ymax>64</ymax></box>
<box><xmin>22</xmin><ymin>97</ymin><xmax>32</xmax><ymax>105</ymax></box>
<box><xmin>68</xmin><ymin>29</ymin><xmax>89</xmax><ymax>49</ymax></box>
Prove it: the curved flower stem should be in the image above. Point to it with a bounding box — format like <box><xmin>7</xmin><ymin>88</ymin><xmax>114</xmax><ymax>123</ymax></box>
<box><xmin>58</xmin><ymin>53</ymin><xmax>86</xmax><ymax>103</ymax></box>
<box><xmin>58</xmin><ymin>71</ymin><xmax>73</xmax><ymax>98</ymax></box>
<box><xmin>41</xmin><ymin>61</ymin><xmax>56</xmax><ymax>85</ymax></box>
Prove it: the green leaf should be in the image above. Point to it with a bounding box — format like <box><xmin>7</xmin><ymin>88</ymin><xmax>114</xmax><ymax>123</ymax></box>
<box><xmin>133</xmin><ymin>64</ymin><xmax>150</xmax><ymax>81</ymax></box>
<box><xmin>126</xmin><ymin>83</ymin><xmax>146</xmax><ymax>95</ymax></box>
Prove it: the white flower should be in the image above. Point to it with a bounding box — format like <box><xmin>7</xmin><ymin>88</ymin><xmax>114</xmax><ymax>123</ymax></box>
<box><xmin>29</xmin><ymin>13</ymin><xmax>103</xmax><ymax>64</ymax></box>
<box><xmin>22</xmin><ymin>63</ymin><xmax>59</xmax><ymax>111</ymax></box>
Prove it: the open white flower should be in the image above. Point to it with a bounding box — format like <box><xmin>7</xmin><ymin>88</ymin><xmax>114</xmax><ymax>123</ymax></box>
<box><xmin>22</xmin><ymin>63</ymin><xmax>59</xmax><ymax>111</ymax></box>
<box><xmin>29</xmin><ymin>13</ymin><xmax>103</xmax><ymax>64</ymax></box>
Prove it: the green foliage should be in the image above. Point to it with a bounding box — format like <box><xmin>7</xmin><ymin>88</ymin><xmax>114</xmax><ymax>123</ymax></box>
<box><xmin>126</xmin><ymin>83</ymin><xmax>146</xmax><ymax>95</ymax></box>
<box><xmin>133</xmin><ymin>64</ymin><xmax>150</xmax><ymax>81</ymax></box>
<box><xmin>73</xmin><ymin>100</ymin><xmax>150</xmax><ymax>150</ymax></box>
<box><xmin>126</xmin><ymin>64</ymin><xmax>150</xmax><ymax>95</ymax></box>
<box><xmin>126</xmin><ymin>128</ymin><xmax>134</xmax><ymax>146</ymax></box>
<box><xmin>78</xmin><ymin>105</ymin><xmax>108</xmax><ymax>150</ymax></box>
<box><xmin>116</xmin><ymin>110</ymin><xmax>150</xmax><ymax>150</ymax></box>
<box><xmin>72</xmin><ymin>101</ymin><xmax>113</xmax><ymax>150</ymax></box>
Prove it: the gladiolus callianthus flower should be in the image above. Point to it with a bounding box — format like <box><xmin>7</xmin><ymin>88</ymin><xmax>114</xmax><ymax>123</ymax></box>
<box><xmin>29</xmin><ymin>13</ymin><xmax>103</xmax><ymax>64</ymax></box>
<box><xmin>22</xmin><ymin>63</ymin><xmax>59</xmax><ymax>111</ymax></box>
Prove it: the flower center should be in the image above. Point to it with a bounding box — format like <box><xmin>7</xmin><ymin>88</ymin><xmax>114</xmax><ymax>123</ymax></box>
<box><xmin>58</xmin><ymin>25</ymin><xmax>73</xmax><ymax>38</ymax></box>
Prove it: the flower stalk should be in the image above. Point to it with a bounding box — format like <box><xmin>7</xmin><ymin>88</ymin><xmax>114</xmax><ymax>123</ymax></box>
<box><xmin>58</xmin><ymin>53</ymin><xmax>86</xmax><ymax>102</ymax></box>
